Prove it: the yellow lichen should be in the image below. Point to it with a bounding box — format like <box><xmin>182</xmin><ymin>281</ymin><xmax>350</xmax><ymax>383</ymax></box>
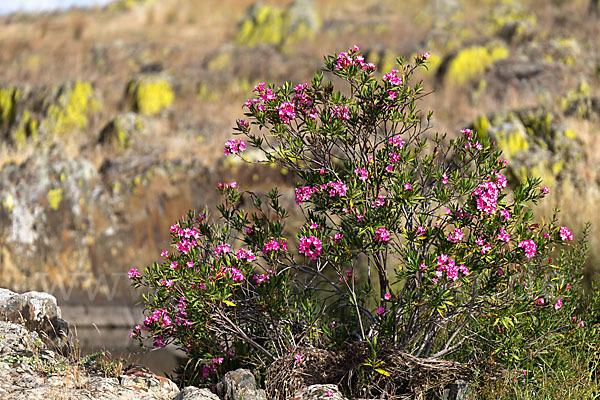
<box><xmin>235</xmin><ymin>2</ymin><xmax>318</xmax><ymax>47</ymax></box>
<box><xmin>564</xmin><ymin>129</ymin><xmax>576</xmax><ymax>139</ymax></box>
<box><xmin>13</xmin><ymin>111</ymin><xmax>38</xmax><ymax>146</ymax></box>
<box><xmin>47</xmin><ymin>188</ymin><xmax>63</xmax><ymax>211</ymax></box>
<box><xmin>496</xmin><ymin>131</ymin><xmax>529</xmax><ymax>158</ymax></box>
<box><xmin>45</xmin><ymin>81</ymin><xmax>101</xmax><ymax>135</ymax></box>
<box><xmin>2</xmin><ymin>193</ymin><xmax>14</xmax><ymax>212</ymax></box>
<box><xmin>446</xmin><ymin>45</ymin><xmax>509</xmax><ymax>86</ymax></box>
<box><xmin>0</xmin><ymin>87</ymin><xmax>21</xmax><ymax>127</ymax></box>
<box><xmin>128</xmin><ymin>77</ymin><xmax>174</xmax><ymax>116</ymax></box>
<box><xmin>236</xmin><ymin>4</ymin><xmax>285</xmax><ymax>47</ymax></box>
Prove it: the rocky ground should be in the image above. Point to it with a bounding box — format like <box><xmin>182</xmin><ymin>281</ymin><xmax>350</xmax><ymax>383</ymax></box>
<box><xmin>0</xmin><ymin>287</ymin><xmax>364</xmax><ymax>400</ymax></box>
<box><xmin>0</xmin><ymin>0</ymin><xmax>598</xmax><ymax>324</ymax></box>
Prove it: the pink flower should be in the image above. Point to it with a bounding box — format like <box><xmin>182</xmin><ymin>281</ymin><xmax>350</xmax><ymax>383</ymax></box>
<box><xmin>263</xmin><ymin>238</ymin><xmax>288</xmax><ymax>254</ymax></box>
<box><xmin>295</xmin><ymin>353</ymin><xmax>304</xmax><ymax>363</ymax></box>
<box><xmin>404</xmin><ymin>182</ymin><xmax>412</xmax><ymax>190</ymax></box>
<box><xmin>554</xmin><ymin>299</ymin><xmax>562</xmax><ymax>310</ymax></box>
<box><xmin>375</xmin><ymin>227</ymin><xmax>391</xmax><ymax>242</ymax></box>
<box><xmin>383</xmin><ymin>70</ymin><xmax>402</xmax><ymax>86</ymax></box>
<box><xmin>332</xmin><ymin>105</ymin><xmax>351</xmax><ymax>120</ymax></box>
<box><xmin>559</xmin><ymin>226</ymin><xmax>573</xmax><ymax>241</ymax></box>
<box><xmin>459</xmin><ymin>264</ymin><xmax>470</xmax><ymax>275</ymax></box>
<box><xmin>420</xmin><ymin>51</ymin><xmax>431</xmax><ymax>60</ymax></box>
<box><xmin>500</xmin><ymin>209</ymin><xmax>510</xmax><ymax>221</ymax></box>
<box><xmin>497</xmin><ymin>229</ymin><xmax>510</xmax><ymax>242</ymax></box>
<box><xmin>170</xmin><ymin>261</ymin><xmax>179</xmax><ymax>270</ymax></box>
<box><xmin>326</xmin><ymin>390</ymin><xmax>334</xmax><ymax>397</ymax></box>
<box><xmin>277</xmin><ymin>102</ymin><xmax>296</xmax><ymax>123</ymax></box>
<box><xmin>223</xmin><ymin>139</ymin><xmax>246</xmax><ymax>155</ymax></box>
<box><xmin>384</xmin><ymin>293</ymin><xmax>391</xmax><ymax>301</ymax></box>
<box><xmin>534</xmin><ymin>297</ymin><xmax>545</xmax><ymax>305</ymax></box>
<box><xmin>299</xmin><ymin>236</ymin><xmax>324</xmax><ymax>260</ymax></box>
<box><xmin>376</xmin><ymin>306</ymin><xmax>385</xmax><ymax>316</ymax></box>
<box><xmin>388</xmin><ymin>90</ymin><xmax>397</xmax><ymax>100</ymax></box>
<box><xmin>578</xmin><ymin>320</ymin><xmax>585</xmax><ymax>327</ymax></box>
<box><xmin>518</xmin><ymin>239</ymin><xmax>537</xmax><ymax>259</ymax></box>
<box><xmin>354</xmin><ymin>168</ymin><xmax>369</xmax><ymax>181</ymax></box>
<box><xmin>326</xmin><ymin>181</ymin><xmax>348</xmax><ymax>197</ymax></box>
<box><xmin>214</xmin><ymin>243</ymin><xmax>231</xmax><ymax>257</ymax></box>
<box><xmin>128</xmin><ymin>267</ymin><xmax>141</xmax><ymax>279</ymax></box>
<box><xmin>442</xmin><ymin>173</ymin><xmax>448</xmax><ymax>184</ymax></box>
<box><xmin>295</xmin><ymin>186</ymin><xmax>315</xmax><ymax>205</ymax></box>
<box><xmin>160</xmin><ymin>250</ymin><xmax>168</xmax><ymax>257</ymax></box>
<box><xmin>541</xmin><ymin>186</ymin><xmax>550</xmax><ymax>194</ymax></box>
<box><xmin>447</xmin><ymin>228</ymin><xmax>464</xmax><ymax>243</ymax></box>
<box><xmin>388</xmin><ymin>135</ymin><xmax>405</xmax><ymax>148</ymax></box>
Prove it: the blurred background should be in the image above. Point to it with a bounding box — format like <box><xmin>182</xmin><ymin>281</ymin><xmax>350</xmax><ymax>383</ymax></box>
<box><xmin>0</xmin><ymin>0</ymin><xmax>598</xmax><ymax>374</ymax></box>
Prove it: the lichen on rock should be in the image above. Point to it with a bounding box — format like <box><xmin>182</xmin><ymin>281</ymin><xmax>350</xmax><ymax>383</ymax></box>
<box><xmin>445</xmin><ymin>44</ymin><xmax>509</xmax><ymax>86</ymax></box>
<box><xmin>42</xmin><ymin>81</ymin><xmax>102</xmax><ymax>136</ymax></box>
<box><xmin>235</xmin><ymin>0</ymin><xmax>320</xmax><ymax>48</ymax></box>
<box><xmin>126</xmin><ymin>75</ymin><xmax>174</xmax><ymax>116</ymax></box>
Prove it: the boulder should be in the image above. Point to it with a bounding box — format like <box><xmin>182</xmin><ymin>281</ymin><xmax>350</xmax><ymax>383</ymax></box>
<box><xmin>0</xmin><ymin>289</ymin><xmax>68</xmax><ymax>349</ymax></box>
<box><xmin>98</xmin><ymin>112</ymin><xmax>146</xmax><ymax>150</ymax></box>
<box><xmin>472</xmin><ymin>107</ymin><xmax>584</xmax><ymax>187</ymax></box>
<box><xmin>173</xmin><ymin>386</ymin><xmax>220</xmax><ymax>400</ymax></box>
<box><xmin>235</xmin><ymin>0</ymin><xmax>319</xmax><ymax>47</ymax></box>
<box><xmin>220</xmin><ymin>368</ymin><xmax>267</xmax><ymax>400</ymax></box>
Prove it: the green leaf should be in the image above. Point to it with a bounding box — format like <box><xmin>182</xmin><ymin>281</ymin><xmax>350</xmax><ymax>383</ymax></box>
<box><xmin>374</xmin><ymin>368</ymin><xmax>391</xmax><ymax>376</ymax></box>
<box><xmin>223</xmin><ymin>300</ymin><xmax>236</xmax><ymax>307</ymax></box>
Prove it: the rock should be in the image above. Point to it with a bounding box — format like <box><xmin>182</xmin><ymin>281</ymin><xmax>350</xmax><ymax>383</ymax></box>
<box><xmin>289</xmin><ymin>384</ymin><xmax>347</xmax><ymax>400</ymax></box>
<box><xmin>126</xmin><ymin>74</ymin><xmax>175</xmax><ymax>116</ymax></box>
<box><xmin>443</xmin><ymin>379</ymin><xmax>472</xmax><ymax>400</ymax></box>
<box><xmin>235</xmin><ymin>1</ymin><xmax>319</xmax><ymax>47</ymax></box>
<box><xmin>173</xmin><ymin>386</ymin><xmax>220</xmax><ymax>400</ymax></box>
<box><xmin>98</xmin><ymin>112</ymin><xmax>146</xmax><ymax>150</ymax></box>
<box><xmin>0</xmin><ymin>289</ymin><xmax>68</xmax><ymax>350</ymax></box>
<box><xmin>0</xmin><ymin>81</ymin><xmax>102</xmax><ymax>145</ymax></box>
<box><xmin>472</xmin><ymin>107</ymin><xmax>584</xmax><ymax>187</ymax></box>
<box><xmin>221</xmin><ymin>368</ymin><xmax>267</xmax><ymax>400</ymax></box>
<box><xmin>0</xmin><ymin>318</ymin><xmax>181</xmax><ymax>399</ymax></box>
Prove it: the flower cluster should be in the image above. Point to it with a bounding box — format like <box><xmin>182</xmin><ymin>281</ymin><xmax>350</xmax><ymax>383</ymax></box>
<box><xmin>262</xmin><ymin>238</ymin><xmax>288</xmax><ymax>254</ymax></box>
<box><xmin>375</xmin><ymin>227</ymin><xmax>390</xmax><ymax>242</ymax></box>
<box><xmin>518</xmin><ymin>239</ymin><xmax>537</xmax><ymax>259</ymax></box>
<box><xmin>223</xmin><ymin>139</ymin><xmax>246</xmax><ymax>155</ymax></box>
<box><xmin>299</xmin><ymin>236</ymin><xmax>324</xmax><ymax>260</ymax></box>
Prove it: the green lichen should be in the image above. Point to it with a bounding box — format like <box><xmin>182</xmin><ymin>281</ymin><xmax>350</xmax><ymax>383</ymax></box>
<box><xmin>446</xmin><ymin>45</ymin><xmax>509</xmax><ymax>86</ymax></box>
<box><xmin>128</xmin><ymin>77</ymin><xmax>174</xmax><ymax>116</ymax></box>
<box><xmin>47</xmin><ymin>188</ymin><xmax>63</xmax><ymax>211</ymax></box>
<box><xmin>45</xmin><ymin>81</ymin><xmax>101</xmax><ymax>135</ymax></box>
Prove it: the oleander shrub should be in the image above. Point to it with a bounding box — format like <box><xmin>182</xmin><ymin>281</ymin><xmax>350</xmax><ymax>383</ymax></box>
<box><xmin>129</xmin><ymin>45</ymin><xmax>591</xmax><ymax>398</ymax></box>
